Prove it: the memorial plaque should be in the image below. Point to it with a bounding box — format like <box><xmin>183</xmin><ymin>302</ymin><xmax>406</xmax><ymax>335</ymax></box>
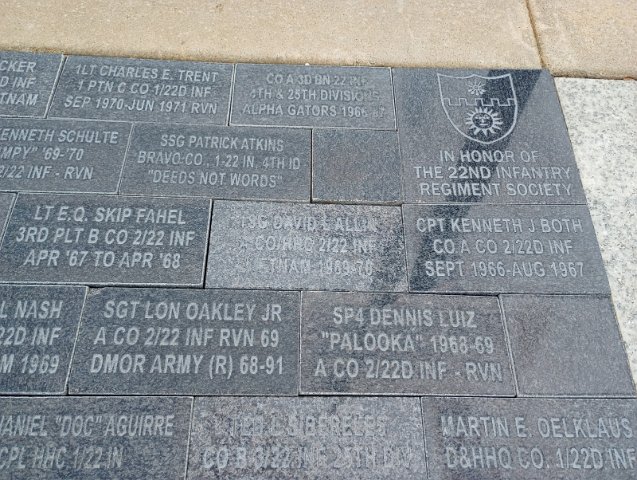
<box><xmin>403</xmin><ymin>204</ymin><xmax>610</xmax><ymax>294</ymax></box>
<box><xmin>0</xmin><ymin>396</ymin><xmax>191</xmax><ymax>479</ymax></box>
<box><xmin>502</xmin><ymin>295</ymin><xmax>634</xmax><ymax>397</ymax></box>
<box><xmin>0</xmin><ymin>193</ymin><xmax>211</xmax><ymax>286</ymax></box>
<box><xmin>422</xmin><ymin>396</ymin><xmax>637</xmax><ymax>480</ymax></box>
<box><xmin>69</xmin><ymin>287</ymin><xmax>300</xmax><ymax>395</ymax></box>
<box><xmin>49</xmin><ymin>56</ymin><xmax>232</xmax><ymax>124</ymax></box>
<box><xmin>205</xmin><ymin>201</ymin><xmax>407</xmax><ymax>292</ymax></box>
<box><xmin>301</xmin><ymin>292</ymin><xmax>514</xmax><ymax>396</ymax></box>
<box><xmin>0</xmin><ymin>285</ymin><xmax>86</xmax><ymax>394</ymax></box>
<box><xmin>312</xmin><ymin>129</ymin><xmax>402</xmax><ymax>204</ymax></box>
<box><xmin>393</xmin><ymin>68</ymin><xmax>586</xmax><ymax>204</ymax></box>
<box><xmin>0</xmin><ymin>192</ymin><xmax>14</xmax><ymax>239</ymax></box>
<box><xmin>0</xmin><ymin>118</ymin><xmax>131</xmax><ymax>193</ymax></box>
<box><xmin>187</xmin><ymin>396</ymin><xmax>427</xmax><ymax>479</ymax></box>
<box><xmin>120</xmin><ymin>123</ymin><xmax>310</xmax><ymax>201</ymax></box>
<box><xmin>0</xmin><ymin>51</ymin><xmax>62</xmax><ymax>117</ymax></box>
<box><xmin>231</xmin><ymin>64</ymin><xmax>396</xmax><ymax>129</ymax></box>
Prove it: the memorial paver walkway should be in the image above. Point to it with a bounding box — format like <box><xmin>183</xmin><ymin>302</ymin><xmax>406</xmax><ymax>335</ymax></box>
<box><xmin>0</xmin><ymin>48</ymin><xmax>634</xmax><ymax>479</ymax></box>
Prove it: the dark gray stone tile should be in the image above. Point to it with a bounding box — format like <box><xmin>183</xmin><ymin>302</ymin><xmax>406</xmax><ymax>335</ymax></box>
<box><xmin>0</xmin><ymin>51</ymin><xmax>62</xmax><ymax>118</ymax></box>
<box><xmin>502</xmin><ymin>295</ymin><xmax>634</xmax><ymax>397</ymax></box>
<box><xmin>312</xmin><ymin>129</ymin><xmax>401</xmax><ymax>204</ymax></box>
<box><xmin>0</xmin><ymin>396</ymin><xmax>191</xmax><ymax>479</ymax></box>
<box><xmin>393</xmin><ymin>68</ymin><xmax>586</xmax><ymax>204</ymax></box>
<box><xmin>205</xmin><ymin>200</ymin><xmax>407</xmax><ymax>291</ymax></box>
<box><xmin>49</xmin><ymin>56</ymin><xmax>232</xmax><ymax>124</ymax></box>
<box><xmin>0</xmin><ymin>285</ymin><xmax>86</xmax><ymax>394</ymax></box>
<box><xmin>120</xmin><ymin>123</ymin><xmax>310</xmax><ymax>200</ymax></box>
<box><xmin>422</xmin><ymin>396</ymin><xmax>637</xmax><ymax>480</ymax></box>
<box><xmin>0</xmin><ymin>193</ymin><xmax>211</xmax><ymax>286</ymax></box>
<box><xmin>301</xmin><ymin>291</ymin><xmax>514</xmax><ymax>396</ymax></box>
<box><xmin>231</xmin><ymin>64</ymin><xmax>396</xmax><ymax>129</ymax></box>
<box><xmin>69</xmin><ymin>287</ymin><xmax>299</xmax><ymax>395</ymax></box>
<box><xmin>187</xmin><ymin>396</ymin><xmax>426</xmax><ymax>479</ymax></box>
<box><xmin>403</xmin><ymin>204</ymin><xmax>610</xmax><ymax>294</ymax></box>
<box><xmin>0</xmin><ymin>118</ymin><xmax>131</xmax><ymax>193</ymax></box>
<box><xmin>0</xmin><ymin>192</ymin><xmax>14</xmax><ymax>239</ymax></box>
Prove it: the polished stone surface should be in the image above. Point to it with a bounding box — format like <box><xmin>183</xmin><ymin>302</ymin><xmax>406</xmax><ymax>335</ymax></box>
<box><xmin>556</xmin><ymin>78</ymin><xmax>637</xmax><ymax>382</ymax></box>
<box><xmin>188</xmin><ymin>396</ymin><xmax>427</xmax><ymax>479</ymax></box>
<box><xmin>301</xmin><ymin>291</ymin><xmax>514</xmax><ymax>396</ymax></box>
<box><xmin>393</xmin><ymin>68</ymin><xmax>586</xmax><ymax>205</ymax></box>
<box><xmin>0</xmin><ymin>396</ymin><xmax>191</xmax><ymax>478</ymax></box>
<box><xmin>0</xmin><ymin>51</ymin><xmax>62</xmax><ymax>117</ymax></box>
<box><xmin>403</xmin><ymin>204</ymin><xmax>610</xmax><ymax>294</ymax></box>
<box><xmin>0</xmin><ymin>193</ymin><xmax>211</xmax><ymax>286</ymax></box>
<box><xmin>49</xmin><ymin>56</ymin><xmax>233</xmax><ymax>124</ymax></box>
<box><xmin>120</xmin><ymin>123</ymin><xmax>311</xmax><ymax>201</ymax></box>
<box><xmin>422</xmin><ymin>396</ymin><xmax>637</xmax><ymax>479</ymax></box>
<box><xmin>0</xmin><ymin>118</ymin><xmax>131</xmax><ymax>193</ymax></box>
<box><xmin>312</xmin><ymin>129</ymin><xmax>401</xmax><ymax>204</ymax></box>
<box><xmin>502</xmin><ymin>295</ymin><xmax>634</xmax><ymax>397</ymax></box>
<box><xmin>0</xmin><ymin>192</ymin><xmax>15</xmax><ymax>238</ymax></box>
<box><xmin>206</xmin><ymin>201</ymin><xmax>407</xmax><ymax>291</ymax></box>
<box><xmin>231</xmin><ymin>64</ymin><xmax>395</xmax><ymax>129</ymax></box>
<box><xmin>0</xmin><ymin>285</ymin><xmax>86</xmax><ymax>394</ymax></box>
<box><xmin>69</xmin><ymin>288</ymin><xmax>300</xmax><ymax>395</ymax></box>
<box><xmin>0</xmin><ymin>47</ymin><xmax>632</xmax><ymax>478</ymax></box>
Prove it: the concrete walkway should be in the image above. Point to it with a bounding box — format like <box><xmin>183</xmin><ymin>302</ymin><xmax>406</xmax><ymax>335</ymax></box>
<box><xmin>1</xmin><ymin>0</ymin><xmax>635</xmax><ymax>78</ymax></box>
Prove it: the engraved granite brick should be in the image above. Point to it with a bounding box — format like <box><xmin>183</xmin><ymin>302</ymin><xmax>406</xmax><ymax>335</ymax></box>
<box><xmin>312</xmin><ymin>129</ymin><xmax>402</xmax><ymax>204</ymax></box>
<box><xmin>0</xmin><ymin>118</ymin><xmax>131</xmax><ymax>193</ymax></box>
<box><xmin>187</xmin><ymin>396</ymin><xmax>427</xmax><ymax>479</ymax></box>
<box><xmin>422</xmin><ymin>396</ymin><xmax>637</xmax><ymax>479</ymax></box>
<box><xmin>49</xmin><ymin>56</ymin><xmax>232</xmax><ymax>124</ymax></box>
<box><xmin>0</xmin><ymin>193</ymin><xmax>211</xmax><ymax>286</ymax></box>
<box><xmin>231</xmin><ymin>64</ymin><xmax>396</xmax><ymax>129</ymax></box>
<box><xmin>205</xmin><ymin>201</ymin><xmax>407</xmax><ymax>292</ymax></box>
<box><xmin>0</xmin><ymin>396</ymin><xmax>191</xmax><ymax>479</ymax></box>
<box><xmin>69</xmin><ymin>287</ymin><xmax>299</xmax><ymax>395</ymax></box>
<box><xmin>0</xmin><ymin>285</ymin><xmax>86</xmax><ymax>394</ymax></box>
<box><xmin>502</xmin><ymin>295</ymin><xmax>634</xmax><ymax>397</ymax></box>
<box><xmin>120</xmin><ymin>123</ymin><xmax>310</xmax><ymax>200</ymax></box>
<box><xmin>393</xmin><ymin>68</ymin><xmax>586</xmax><ymax>204</ymax></box>
<box><xmin>0</xmin><ymin>51</ymin><xmax>62</xmax><ymax>118</ymax></box>
<box><xmin>301</xmin><ymin>291</ymin><xmax>514</xmax><ymax>396</ymax></box>
<box><xmin>403</xmin><ymin>204</ymin><xmax>610</xmax><ymax>294</ymax></box>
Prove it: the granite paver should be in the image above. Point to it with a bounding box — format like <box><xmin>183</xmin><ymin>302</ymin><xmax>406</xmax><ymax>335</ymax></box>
<box><xmin>393</xmin><ymin>68</ymin><xmax>586</xmax><ymax>205</ymax></box>
<box><xmin>0</xmin><ymin>118</ymin><xmax>131</xmax><ymax>193</ymax></box>
<box><xmin>0</xmin><ymin>285</ymin><xmax>86</xmax><ymax>394</ymax></box>
<box><xmin>49</xmin><ymin>56</ymin><xmax>233</xmax><ymax>124</ymax></box>
<box><xmin>0</xmin><ymin>193</ymin><xmax>211</xmax><ymax>287</ymax></box>
<box><xmin>301</xmin><ymin>291</ymin><xmax>514</xmax><ymax>396</ymax></box>
<box><xmin>69</xmin><ymin>287</ymin><xmax>300</xmax><ymax>395</ymax></box>
<box><xmin>502</xmin><ymin>295</ymin><xmax>634</xmax><ymax>397</ymax></box>
<box><xmin>403</xmin><ymin>204</ymin><xmax>610</xmax><ymax>295</ymax></box>
<box><xmin>188</xmin><ymin>396</ymin><xmax>427</xmax><ymax>479</ymax></box>
<box><xmin>0</xmin><ymin>51</ymin><xmax>62</xmax><ymax>117</ymax></box>
<box><xmin>312</xmin><ymin>129</ymin><xmax>402</xmax><ymax>204</ymax></box>
<box><xmin>206</xmin><ymin>201</ymin><xmax>408</xmax><ymax>292</ymax></box>
<box><xmin>422</xmin><ymin>396</ymin><xmax>637</xmax><ymax>480</ymax></box>
<box><xmin>0</xmin><ymin>396</ymin><xmax>192</xmax><ymax>479</ymax></box>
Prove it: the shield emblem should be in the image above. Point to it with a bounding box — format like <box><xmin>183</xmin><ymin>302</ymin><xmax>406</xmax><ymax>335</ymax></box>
<box><xmin>437</xmin><ymin>73</ymin><xmax>518</xmax><ymax>145</ymax></box>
